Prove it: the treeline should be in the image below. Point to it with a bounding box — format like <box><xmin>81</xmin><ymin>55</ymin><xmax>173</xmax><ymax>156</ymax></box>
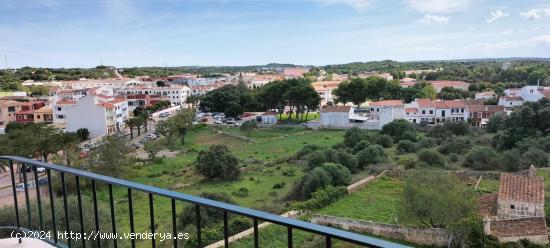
<box><xmin>120</xmin><ymin>63</ymin><xmax>298</xmax><ymax>78</ymax></box>
<box><xmin>199</xmin><ymin>78</ymin><xmax>321</xmax><ymax>121</ymax></box>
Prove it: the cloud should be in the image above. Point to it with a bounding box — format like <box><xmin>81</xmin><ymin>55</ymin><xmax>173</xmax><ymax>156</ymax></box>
<box><xmin>419</xmin><ymin>14</ymin><xmax>449</xmax><ymax>24</ymax></box>
<box><xmin>520</xmin><ymin>8</ymin><xmax>550</xmax><ymax>20</ymax></box>
<box><xmin>486</xmin><ymin>10</ymin><xmax>508</xmax><ymax>23</ymax></box>
<box><xmin>405</xmin><ymin>0</ymin><xmax>471</xmax><ymax>13</ymax></box>
<box><xmin>469</xmin><ymin>35</ymin><xmax>550</xmax><ymax>49</ymax></box>
<box><xmin>316</xmin><ymin>0</ymin><xmax>373</xmax><ymax>11</ymax></box>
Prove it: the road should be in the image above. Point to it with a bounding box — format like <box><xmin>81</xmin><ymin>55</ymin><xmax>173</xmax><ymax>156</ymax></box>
<box><xmin>0</xmin><ymin>168</ymin><xmax>47</xmax><ymax>207</ymax></box>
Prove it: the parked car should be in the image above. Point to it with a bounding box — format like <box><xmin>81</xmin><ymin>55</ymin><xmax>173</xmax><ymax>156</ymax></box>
<box><xmin>226</xmin><ymin>120</ymin><xmax>238</xmax><ymax>126</ymax></box>
<box><xmin>38</xmin><ymin>177</ymin><xmax>48</xmax><ymax>186</ymax></box>
<box><xmin>214</xmin><ymin>120</ymin><xmax>224</xmax><ymax>125</ymax></box>
<box><xmin>36</xmin><ymin>167</ymin><xmax>46</xmax><ymax>173</ymax></box>
<box><xmin>145</xmin><ymin>133</ymin><xmax>158</xmax><ymax>139</ymax></box>
<box><xmin>196</xmin><ymin>112</ymin><xmax>206</xmax><ymax>118</ymax></box>
<box><xmin>16</xmin><ymin>182</ymin><xmax>35</xmax><ymax>191</ymax></box>
<box><xmin>127</xmin><ymin>143</ymin><xmax>140</xmax><ymax>151</ymax></box>
<box><xmin>159</xmin><ymin>112</ymin><xmax>171</xmax><ymax>118</ymax></box>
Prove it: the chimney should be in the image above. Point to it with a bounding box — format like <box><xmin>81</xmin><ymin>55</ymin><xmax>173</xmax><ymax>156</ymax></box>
<box><xmin>529</xmin><ymin>165</ymin><xmax>536</xmax><ymax>177</ymax></box>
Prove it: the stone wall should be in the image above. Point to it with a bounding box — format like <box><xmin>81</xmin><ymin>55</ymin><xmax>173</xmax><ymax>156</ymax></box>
<box><xmin>497</xmin><ymin>200</ymin><xmax>545</xmax><ymax>219</ymax></box>
<box><xmin>311</xmin><ymin>214</ymin><xmax>450</xmax><ymax>247</ymax></box>
<box><xmin>385</xmin><ymin>169</ymin><xmax>502</xmax><ymax>180</ymax></box>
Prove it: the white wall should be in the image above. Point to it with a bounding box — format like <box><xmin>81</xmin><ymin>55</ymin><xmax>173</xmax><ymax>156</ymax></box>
<box><xmin>66</xmin><ymin>96</ymin><xmax>108</xmax><ymax>138</ymax></box>
<box><xmin>320</xmin><ymin>111</ymin><xmax>351</xmax><ymax>129</ymax></box>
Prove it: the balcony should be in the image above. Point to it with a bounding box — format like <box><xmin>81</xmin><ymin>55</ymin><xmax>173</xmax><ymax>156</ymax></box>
<box><xmin>0</xmin><ymin>156</ymin><xmax>406</xmax><ymax>248</ymax></box>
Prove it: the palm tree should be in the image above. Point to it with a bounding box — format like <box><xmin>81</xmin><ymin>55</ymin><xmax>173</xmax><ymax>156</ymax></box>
<box><xmin>33</xmin><ymin>124</ymin><xmax>59</xmax><ymax>163</ymax></box>
<box><xmin>125</xmin><ymin>118</ymin><xmax>137</xmax><ymax>139</ymax></box>
<box><xmin>185</xmin><ymin>95</ymin><xmax>201</xmax><ymax>109</ymax></box>
<box><xmin>55</xmin><ymin>132</ymin><xmax>80</xmax><ymax>167</ymax></box>
<box><xmin>139</xmin><ymin>112</ymin><xmax>154</xmax><ymax>133</ymax></box>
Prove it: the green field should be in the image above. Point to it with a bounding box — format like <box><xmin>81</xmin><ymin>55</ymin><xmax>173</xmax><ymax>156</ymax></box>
<box><xmin>91</xmin><ymin>126</ymin><xmax>345</xmax><ymax>247</ymax></box>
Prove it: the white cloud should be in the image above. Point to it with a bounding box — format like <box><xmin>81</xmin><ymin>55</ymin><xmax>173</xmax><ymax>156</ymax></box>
<box><xmin>316</xmin><ymin>0</ymin><xmax>373</xmax><ymax>11</ymax></box>
<box><xmin>405</xmin><ymin>0</ymin><xmax>471</xmax><ymax>13</ymax></box>
<box><xmin>469</xmin><ymin>35</ymin><xmax>550</xmax><ymax>49</ymax></box>
<box><xmin>520</xmin><ymin>8</ymin><xmax>550</xmax><ymax>20</ymax></box>
<box><xmin>486</xmin><ymin>10</ymin><xmax>508</xmax><ymax>23</ymax></box>
<box><xmin>419</xmin><ymin>14</ymin><xmax>449</xmax><ymax>24</ymax></box>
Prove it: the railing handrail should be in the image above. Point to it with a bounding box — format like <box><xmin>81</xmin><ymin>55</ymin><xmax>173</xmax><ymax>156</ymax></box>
<box><xmin>1</xmin><ymin>156</ymin><xmax>408</xmax><ymax>248</ymax></box>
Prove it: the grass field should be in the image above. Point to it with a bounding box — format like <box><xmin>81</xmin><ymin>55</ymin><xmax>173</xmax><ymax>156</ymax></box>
<box><xmin>90</xmin><ymin>126</ymin><xmax>345</xmax><ymax>247</ymax></box>
<box><xmin>316</xmin><ymin>176</ymin><xmax>404</xmax><ymax>224</ymax></box>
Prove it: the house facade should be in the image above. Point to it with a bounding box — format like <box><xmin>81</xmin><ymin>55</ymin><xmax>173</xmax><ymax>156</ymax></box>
<box><xmin>467</xmin><ymin>105</ymin><xmax>505</xmax><ymax>127</ymax></box>
<box><xmin>320</xmin><ymin>106</ymin><xmax>353</xmax><ymax>129</ymax></box>
<box><xmin>115</xmin><ymin>85</ymin><xmax>190</xmax><ymax>106</ymax></box>
<box><xmin>65</xmin><ymin>96</ymin><xmax>129</xmax><ymax>138</ymax></box>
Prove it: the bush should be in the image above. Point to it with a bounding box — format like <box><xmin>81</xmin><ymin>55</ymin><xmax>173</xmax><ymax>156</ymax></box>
<box><xmin>463</xmin><ymin>146</ymin><xmax>499</xmax><ymax>170</ymax></box>
<box><xmin>487</xmin><ymin>112</ymin><xmax>505</xmax><ymax>133</ymax></box>
<box><xmin>401</xmin><ymin>131</ymin><xmax>418</xmax><ymax>142</ymax></box>
<box><xmin>522</xmin><ymin>147</ymin><xmax>549</xmax><ymax>168</ymax></box>
<box><xmin>417</xmin><ymin>149</ymin><xmax>446</xmax><ymax>167</ymax></box>
<box><xmin>448</xmin><ymin>153</ymin><xmax>459</xmax><ymax>163</ymax></box>
<box><xmin>356</xmin><ymin>145</ymin><xmax>387</xmax><ymax>168</ymax></box>
<box><xmin>294</xmin><ymin>144</ymin><xmax>320</xmax><ymax>160</ymax></box>
<box><xmin>438</xmin><ymin>136</ymin><xmax>472</xmax><ymax>155</ymax></box>
<box><xmin>381</xmin><ymin>119</ymin><xmax>416</xmax><ymax>141</ymax></box>
<box><xmin>397</xmin><ymin>156</ymin><xmax>417</xmax><ymax>169</ymax></box>
<box><xmin>306</xmin><ymin>150</ymin><xmax>327</xmax><ymax>169</ymax></box>
<box><xmin>291</xmin><ymin>186</ymin><xmax>348</xmax><ymax>210</ymax></box>
<box><xmin>300</xmin><ymin>167</ymin><xmax>333</xmax><ymax>199</ymax></box>
<box><xmin>343</xmin><ymin>127</ymin><xmax>367</xmax><ymax>148</ymax></box>
<box><xmin>373</xmin><ymin>134</ymin><xmax>393</xmax><ymax>148</ymax></box>
<box><xmin>429</xmin><ymin>121</ymin><xmax>471</xmax><ymax>140</ymax></box>
<box><xmin>336</xmin><ymin>151</ymin><xmax>359</xmax><ymax>173</ymax></box>
<box><xmin>272</xmin><ymin>182</ymin><xmax>286</xmax><ymax>189</ymax></box>
<box><xmin>500</xmin><ymin>149</ymin><xmax>523</xmax><ymax>172</ymax></box>
<box><xmin>396</xmin><ymin>140</ymin><xmax>417</xmax><ymax>154</ymax></box>
<box><xmin>417</xmin><ymin>137</ymin><xmax>438</xmax><ymax>149</ymax></box>
<box><xmin>196</xmin><ymin>144</ymin><xmax>240</xmax><ymax>180</ymax></box>
<box><xmin>320</xmin><ymin>163</ymin><xmax>352</xmax><ymax>186</ymax></box>
<box><xmin>232</xmin><ymin>187</ymin><xmax>249</xmax><ymax>197</ymax></box>
<box><xmin>352</xmin><ymin>140</ymin><xmax>371</xmax><ymax>154</ymax></box>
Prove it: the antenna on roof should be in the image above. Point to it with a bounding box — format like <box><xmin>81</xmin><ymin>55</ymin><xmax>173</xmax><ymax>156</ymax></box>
<box><xmin>100</xmin><ymin>57</ymin><xmax>103</xmax><ymax>66</ymax></box>
<box><xmin>3</xmin><ymin>53</ymin><xmax>7</xmax><ymax>70</ymax></box>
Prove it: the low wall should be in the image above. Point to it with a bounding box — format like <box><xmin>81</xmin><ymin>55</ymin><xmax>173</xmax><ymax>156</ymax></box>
<box><xmin>385</xmin><ymin>169</ymin><xmax>502</xmax><ymax>180</ymax></box>
<box><xmin>347</xmin><ymin>170</ymin><xmax>388</xmax><ymax>193</ymax></box>
<box><xmin>311</xmin><ymin>215</ymin><xmax>450</xmax><ymax>247</ymax></box>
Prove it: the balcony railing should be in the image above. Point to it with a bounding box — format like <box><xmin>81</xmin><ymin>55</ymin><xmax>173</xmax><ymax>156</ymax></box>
<box><xmin>0</xmin><ymin>156</ymin><xmax>407</xmax><ymax>248</ymax></box>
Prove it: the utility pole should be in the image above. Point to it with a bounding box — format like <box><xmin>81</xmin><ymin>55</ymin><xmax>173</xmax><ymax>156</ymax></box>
<box><xmin>4</xmin><ymin>53</ymin><xmax>8</xmax><ymax>70</ymax></box>
<box><xmin>100</xmin><ymin>57</ymin><xmax>103</xmax><ymax>66</ymax></box>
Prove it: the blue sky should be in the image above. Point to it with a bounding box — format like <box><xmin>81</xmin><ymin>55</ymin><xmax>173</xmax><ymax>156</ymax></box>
<box><xmin>0</xmin><ymin>0</ymin><xmax>549</xmax><ymax>68</ymax></box>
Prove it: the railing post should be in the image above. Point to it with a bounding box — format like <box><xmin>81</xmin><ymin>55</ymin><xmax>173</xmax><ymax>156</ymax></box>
<box><xmin>9</xmin><ymin>161</ymin><xmax>21</xmax><ymax>243</ymax></box>
<box><xmin>172</xmin><ymin>199</ymin><xmax>178</xmax><ymax>248</ymax></box>
<box><xmin>33</xmin><ymin>166</ymin><xmax>44</xmax><ymax>231</ymax></box>
<box><xmin>253</xmin><ymin>218</ymin><xmax>259</xmax><ymax>248</ymax></box>
<box><xmin>196</xmin><ymin>205</ymin><xmax>201</xmax><ymax>248</ymax></box>
<box><xmin>76</xmin><ymin>176</ymin><xmax>85</xmax><ymax>248</ymax></box>
<box><xmin>287</xmin><ymin>226</ymin><xmax>292</xmax><ymax>248</ymax></box>
<box><xmin>149</xmin><ymin>193</ymin><xmax>156</xmax><ymax>248</ymax></box>
<box><xmin>326</xmin><ymin>236</ymin><xmax>332</xmax><ymax>248</ymax></box>
<box><xmin>22</xmin><ymin>163</ymin><xmax>32</xmax><ymax>229</ymax></box>
<box><xmin>108</xmin><ymin>184</ymin><xmax>117</xmax><ymax>248</ymax></box>
<box><xmin>128</xmin><ymin>188</ymin><xmax>136</xmax><ymax>248</ymax></box>
<box><xmin>91</xmin><ymin>180</ymin><xmax>100</xmax><ymax>248</ymax></box>
<box><xmin>223</xmin><ymin>211</ymin><xmax>229</xmax><ymax>247</ymax></box>
<box><xmin>60</xmin><ymin>172</ymin><xmax>71</xmax><ymax>248</ymax></box>
<box><xmin>46</xmin><ymin>169</ymin><xmax>57</xmax><ymax>243</ymax></box>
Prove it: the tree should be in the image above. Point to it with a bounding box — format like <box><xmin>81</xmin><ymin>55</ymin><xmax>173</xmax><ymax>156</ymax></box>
<box><xmin>486</xmin><ymin>112</ymin><xmax>505</xmax><ymax>133</ymax></box>
<box><xmin>437</xmin><ymin>87</ymin><xmax>472</xmax><ymax>100</ymax></box>
<box><xmin>196</xmin><ymin>145</ymin><xmax>240</xmax><ymax>180</ymax></box>
<box><xmin>397</xmin><ymin>140</ymin><xmax>417</xmax><ymax>154</ymax></box>
<box><xmin>299</xmin><ymin>167</ymin><xmax>333</xmax><ymax>199</ymax></box>
<box><xmin>522</xmin><ymin>147</ymin><xmax>549</xmax><ymax>168</ymax></box>
<box><xmin>240</xmin><ymin>120</ymin><xmax>257</xmax><ymax>136</ymax></box>
<box><xmin>320</xmin><ymin>163</ymin><xmax>352</xmax><ymax>186</ymax></box>
<box><xmin>55</xmin><ymin>132</ymin><xmax>80</xmax><ymax>167</ymax></box>
<box><xmin>90</xmin><ymin>136</ymin><xmax>129</xmax><ymax>177</ymax></box>
<box><xmin>343</xmin><ymin>127</ymin><xmax>368</xmax><ymax>148</ymax></box>
<box><xmin>144</xmin><ymin>140</ymin><xmax>162</xmax><ymax>161</ymax></box>
<box><xmin>364</xmin><ymin>76</ymin><xmax>389</xmax><ymax>101</ymax></box>
<box><xmin>397</xmin><ymin>171</ymin><xmax>476</xmax><ymax>228</ymax></box>
<box><xmin>76</xmin><ymin>128</ymin><xmax>90</xmax><ymax>141</ymax></box>
<box><xmin>333</xmin><ymin>78</ymin><xmax>368</xmax><ymax>107</ymax></box>
<box><xmin>124</xmin><ymin>118</ymin><xmax>137</xmax><ymax>139</ymax></box>
<box><xmin>185</xmin><ymin>95</ymin><xmax>202</xmax><ymax>109</ymax></box>
<box><xmin>422</xmin><ymin>85</ymin><xmax>437</xmax><ymax>100</ymax></box>
<box><xmin>155</xmin><ymin>80</ymin><xmax>166</xmax><ymax>87</ymax></box>
<box><xmin>33</xmin><ymin>124</ymin><xmax>59</xmax><ymax>162</ymax></box>
<box><xmin>417</xmin><ymin>149</ymin><xmax>446</xmax><ymax>167</ymax></box>
<box><xmin>381</xmin><ymin>120</ymin><xmax>416</xmax><ymax>141</ymax></box>
<box><xmin>356</xmin><ymin>145</ymin><xmax>387</xmax><ymax>168</ymax></box>
<box><xmin>463</xmin><ymin>146</ymin><xmax>499</xmax><ymax>170</ymax></box>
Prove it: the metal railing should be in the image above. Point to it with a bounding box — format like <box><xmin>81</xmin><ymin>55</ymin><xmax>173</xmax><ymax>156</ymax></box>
<box><xmin>0</xmin><ymin>156</ymin><xmax>408</xmax><ymax>248</ymax></box>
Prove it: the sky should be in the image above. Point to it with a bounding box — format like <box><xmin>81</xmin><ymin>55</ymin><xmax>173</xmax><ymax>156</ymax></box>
<box><xmin>0</xmin><ymin>0</ymin><xmax>549</xmax><ymax>68</ymax></box>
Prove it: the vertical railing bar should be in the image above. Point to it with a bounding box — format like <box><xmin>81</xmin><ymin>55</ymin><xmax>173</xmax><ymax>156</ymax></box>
<box><xmin>22</xmin><ymin>163</ymin><xmax>32</xmax><ymax>229</ymax></box>
<box><xmin>61</xmin><ymin>172</ymin><xmax>72</xmax><ymax>248</ymax></box>
<box><xmin>196</xmin><ymin>205</ymin><xmax>202</xmax><ymax>248</ymax></box>
<box><xmin>253</xmin><ymin>218</ymin><xmax>258</xmax><ymax>248</ymax></box>
<box><xmin>33</xmin><ymin>166</ymin><xmax>44</xmax><ymax>231</ymax></box>
<box><xmin>128</xmin><ymin>188</ymin><xmax>135</xmax><ymax>248</ymax></box>
<box><xmin>108</xmin><ymin>184</ymin><xmax>117</xmax><ymax>248</ymax></box>
<box><xmin>92</xmin><ymin>180</ymin><xmax>100</xmax><ymax>248</ymax></box>
<box><xmin>223</xmin><ymin>211</ymin><xmax>229</xmax><ymax>248</ymax></box>
<box><xmin>9</xmin><ymin>161</ymin><xmax>20</xmax><ymax>230</ymax></box>
<box><xmin>149</xmin><ymin>193</ymin><xmax>156</xmax><ymax>248</ymax></box>
<box><xmin>287</xmin><ymin>226</ymin><xmax>292</xmax><ymax>248</ymax></box>
<box><xmin>171</xmin><ymin>199</ymin><xmax>177</xmax><ymax>248</ymax></box>
<box><xmin>46</xmin><ymin>169</ymin><xmax>57</xmax><ymax>243</ymax></box>
<box><xmin>326</xmin><ymin>236</ymin><xmax>332</xmax><ymax>248</ymax></box>
<box><xmin>76</xmin><ymin>176</ymin><xmax>85</xmax><ymax>248</ymax></box>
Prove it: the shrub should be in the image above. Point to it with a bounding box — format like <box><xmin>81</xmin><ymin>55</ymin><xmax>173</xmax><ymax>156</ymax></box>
<box><xmin>522</xmin><ymin>147</ymin><xmax>549</xmax><ymax>168</ymax></box>
<box><xmin>438</xmin><ymin>136</ymin><xmax>472</xmax><ymax>155</ymax></box>
<box><xmin>448</xmin><ymin>153</ymin><xmax>459</xmax><ymax>163</ymax></box>
<box><xmin>343</xmin><ymin>127</ymin><xmax>367</xmax><ymax>148</ymax></box>
<box><xmin>487</xmin><ymin>112</ymin><xmax>506</xmax><ymax>133</ymax></box>
<box><xmin>417</xmin><ymin>137</ymin><xmax>438</xmax><ymax>149</ymax></box>
<box><xmin>381</xmin><ymin>119</ymin><xmax>416</xmax><ymax>141</ymax></box>
<box><xmin>300</xmin><ymin>167</ymin><xmax>333</xmax><ymax>199</ymax></box>
<box><xmin>336</xmin><ymin>151</ymin><xmax>359</xmax><ymax>173</ymax></box>
<box><xmin>401</xmin><ymin>131</ymin><xmax>418</xmax><ymax>142</ymax></box>
<box><xmin>294</xmin><ymin>144</ymin><xmax>320</xmax><ymax>160</ymax></box>
<box><xmin>417</xmin><ymin>149</ymin><xmax>446</xmax><ymax>167</ymax></box>
<box><xmin>397</xmin><ymin>156</ymin><xmax>416</xmax><ymax>169</ymax></box>
<box><xmin>272</xmin><ymin>182</ymin><xmax>286</xmax><ymax>189</ymax></box>
<box><xmin>356</xmin><ymin>145</ymin><xmax>387</xmax><ymax>168</ymax></box>
<box><xmin>306</xmin><ymin>150</ymin><xmax>327</xmax><ymax>169</ymax></box>
<box><xmin>373</xmin><ymin>134</ymin><xmax>393</xmax><ymax>148</ymax></box>
<box><xmin>282</xmin><ymin>168</ymin><xmax>296</xmax><ymax>177</ymax></box>
<box><xmin>463</xmin><ymin>146</ymin><xmax>499</xmax><ymax>170</ymax></box>
<box><xmin>352</xmin><ymin>140</ymin><xmax>371</xmax><ymax>154</ymax></box>
<box><xmin>396</xmin><ymin>140</ymin><xmax>417</xmax><ymax>154</ymax></box>
<box><xmin>196</xmin><ymin>144</ymin><xmax>240</xmax><ymax>180</ymax></box>
<box><xmin>500</xmin><ymin>149</ymin><xmax>523</xmax><ymax>172</ymax></box>
<box><xmin>320</xmin><ymin>163</ymin><xmax>352</xmax><ymax>186</ymax></box>
<box><xmin>232</xmin><ymin>187</ymin><xmax>249</xmax><ymax>197</ymax></box>
<box><xmin>291</xmin><ymin>186</ymin><xmax>348</xmax><ymax>210</ymax></box>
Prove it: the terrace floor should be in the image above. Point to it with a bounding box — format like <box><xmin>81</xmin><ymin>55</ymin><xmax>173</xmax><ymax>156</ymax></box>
<box><xmin>0</xmin><ymin>238</ymin><xmax>54</xmax><ymax>248</ymax></box>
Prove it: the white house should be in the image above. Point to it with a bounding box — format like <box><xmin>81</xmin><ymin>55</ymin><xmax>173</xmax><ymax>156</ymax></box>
<box><xmin>53</xmin><ymin>100</ymin><xmax>77</xmax><ymax>126</ymax></box>
<box><xmin>65</xmin><ymin>96</ymin><xmax>129</xmax><ymax>138</ymax></box>
<box><xmin>498</xmin><ymin>96</ymin><xmax>524</xmax><ymax>110</ymax></box>
<box><xmin>115</xmin><ymin>85</ymin><xmax>190</xmax><ymax>106</ymax></box>
<box><xmin>320</xmin><ymin>106</ymin><xmax>353</xmax><ymax>129</ymax></box>
<box><xmin>367</xmin><ymin>100</ymin><xmax>405</xmax><ymax>129</ymax></box>
<box><xmin>475</xmin><ymin>91</ymin><xmax>496</xmax><ymax>100</ymax></box>
<box><xmin>406</xmin><ymin>99</ymin><xmax>436</xmax><ymax>125</ymax></box>
<box><xmin>434</xmin><ymin>100</ymin><xmax>467</xmax><ymax>124</ymax></box>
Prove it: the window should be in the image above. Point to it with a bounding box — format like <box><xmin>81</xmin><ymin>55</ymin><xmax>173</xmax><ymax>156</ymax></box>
<box><xmin>461</xmin><ymin>108</ymin><xmax>464</xmax><ymax>113</ymax></box>
<box><xmin>57</xmin><ymin>107</ymin><xmax>62</xmax><ymax>111</ymax></box>
<box><xmin>429</xmin><ymin>110</ymin><xmax>433</xmax><ymax>114</ymax></box>
<box><xmin>37</xmin><ymin>115</ymin><xmax>41</xmax><ymax>119</ymax></box>
<box><xmin>422</xmin><ymin>110</ymin><xmax>425</xmax><ymax>114</ymax></box>
<box><xmin>510</xmin><ymin>205</ymin><xmax>515</xmax><ymax>209</ymax></box>
<box><xmin>57</xmin><ymin>115</ymin><xmax>64</xmax><ymax>119</ymax></box>
<box><xmin>8</xmin><ymin>106</ymin><xmax>16</xmax><ymax>112</ymax></box>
